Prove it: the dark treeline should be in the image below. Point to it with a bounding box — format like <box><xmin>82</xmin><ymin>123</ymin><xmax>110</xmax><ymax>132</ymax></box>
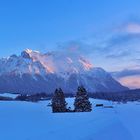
<box><xmin>0</xmin><ymin>96</ymin><xmax>14</xmax><ymax>101</ymax></box>
<box><xmin>15</xmin><ymin>93</ymin><xmax>50</xmax><ymax>102</ymax></box>
<box><xmin>1</xmin><ymin>89</ymin><xmax>140</xmax><ymax>102</ymax></box>
<box><xmin>90</xmin><ymin>89</ymin><xmax>140</xmax><ymax>102</ymax></box>
<box><xmin>15</xmin><ymin>93</ymin><xmax>75</xmax><ymax>102</ymax></box>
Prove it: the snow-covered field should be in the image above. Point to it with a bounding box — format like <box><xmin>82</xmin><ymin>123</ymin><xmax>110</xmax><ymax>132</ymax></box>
<box><xmin>0</xmin><ymin>93</ymin><xmax>19</xmax><ymax>98</ymax></box>
<box><xmin>0</xmin><ymin>98</ymin><xmax>140</xmax><ymax>140</ymax></box>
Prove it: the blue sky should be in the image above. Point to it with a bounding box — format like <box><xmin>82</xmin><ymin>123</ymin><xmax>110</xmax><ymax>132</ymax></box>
<box><xmin>1</xmin><ymin>0</ymin><xmax>140</xmax><ymax>73</ymax></box>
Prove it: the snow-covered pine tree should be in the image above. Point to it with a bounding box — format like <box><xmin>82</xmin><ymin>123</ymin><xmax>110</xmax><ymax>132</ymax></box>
<box><xmin>74</xmin><ymin>86</ymin><xmax>92</xmax><ymax>112</ymax></box>
<box><xmin>51</xmin><ymin>88</ymin><xmax>67</xmax><ymax>113</ymax></box>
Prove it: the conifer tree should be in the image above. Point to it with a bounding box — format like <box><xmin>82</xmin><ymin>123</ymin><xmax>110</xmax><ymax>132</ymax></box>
<box><xmin>74</xmin><ymin>86</ymin><xmax>92</xmax><ymax>112</ymax></box>
<box><xmin>51</xmin><ymin>88</ymin><xmax>67</xmax><ymax>113</ymax></box>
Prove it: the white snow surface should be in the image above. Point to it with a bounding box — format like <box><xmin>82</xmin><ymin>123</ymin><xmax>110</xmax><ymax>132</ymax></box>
<box><xmin>0</xmin><ymin>98</ymin><xmax>140</xmax><ymax>140</ymax></box>
<box><xmin>0</xmin><ymin>93</ymin><xmax>19</xmax><ymax>98</ymax></box>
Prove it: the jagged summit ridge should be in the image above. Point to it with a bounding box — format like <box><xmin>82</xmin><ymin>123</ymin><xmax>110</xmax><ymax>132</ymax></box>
<box><xmin>0</xmin><ymin>49</ymin><xmax>94</xmax><ymax>75</ymax></box>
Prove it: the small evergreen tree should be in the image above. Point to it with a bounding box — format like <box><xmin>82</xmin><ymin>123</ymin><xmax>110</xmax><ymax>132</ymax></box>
<box><xmin>51</xmin><ymin>88</ymin><xmax>67</xmax><ymax>113</ymax></box>
<box><xmin>74</xmin><ymin>86</ymin><xmax>92</xmax><ymax>112</ymax></box>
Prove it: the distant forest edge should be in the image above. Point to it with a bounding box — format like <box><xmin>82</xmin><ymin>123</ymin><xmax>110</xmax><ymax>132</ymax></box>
<box><xmin>0</xmin><ymin>88</ymin><xmax>140</xmax><ymax>103</ymax></box>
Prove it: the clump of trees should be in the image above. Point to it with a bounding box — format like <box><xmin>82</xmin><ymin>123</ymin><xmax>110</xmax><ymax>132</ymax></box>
<box><xmin>51</xmin><ymin>86</ymin><xmax>92</xmax><ymax>113</ymax></box>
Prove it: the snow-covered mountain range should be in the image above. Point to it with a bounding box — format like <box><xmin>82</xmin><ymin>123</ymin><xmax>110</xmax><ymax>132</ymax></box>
<box><xmin>0</xmin><ymin>49</ymin><xmax>128</xmax><ymax>94</ymax></box>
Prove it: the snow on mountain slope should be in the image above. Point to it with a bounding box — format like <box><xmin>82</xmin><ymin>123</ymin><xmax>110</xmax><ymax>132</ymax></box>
<box><xmin>0</xmin><ymin>49</ymin><xmax>128</xmax><ymax>94</ymax></box>
<box><xmin>0</xmin><ymin>49</ymin><xmax>94</xmax><ymax>76</ymax></box>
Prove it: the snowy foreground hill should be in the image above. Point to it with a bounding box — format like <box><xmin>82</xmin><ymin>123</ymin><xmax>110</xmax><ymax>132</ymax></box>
<box><xmin>0</xmin><ymin>98</ymin><xmax>140</xmax><ymax>140</ymax></box>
